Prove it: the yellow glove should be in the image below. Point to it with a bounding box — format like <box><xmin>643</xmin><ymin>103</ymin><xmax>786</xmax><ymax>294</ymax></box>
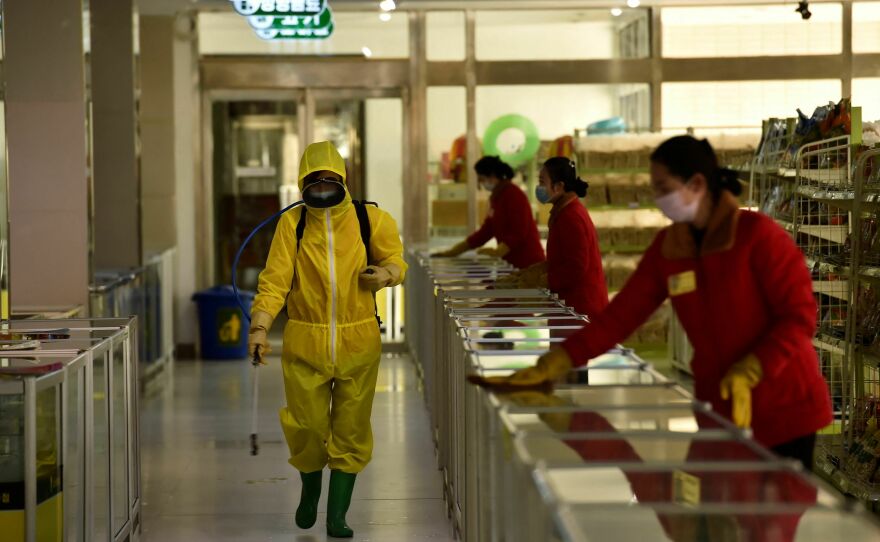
<box><xmin>248</xmin><ymin>310</ymin><xmax>273</xmax><ymax>364</ymax></box>
<box><xmin>431</xmin><ymin>240</ymin><xmax>471</xmax><ymax>258</ymax></box>
<box><xmin>468</xmin><ymin>348</ymin><xmax>574</xmax><ymax>391</ymax></box>
<box><xmin>516</xmin><ymin>262</ymin><xmax>548</xmax><ymax>289</ymax></box>
<box><xmin>476</xmin><ymin>243</ymin><xmax>510</xmax><ymax>259</ymax></box>
<box><xmin>359</xmin><ymin>264</ymin><xmax>398</xmax><ymax>292</ymax></box>
<box><xmin>719</xmin><ymin>354</ymin><xmax>763</xmax><ymax>429</ymax></box>
<box><xmin>494</xmin><ymin>271</ymin><xmax>522</xmax><ymax>289</ymax></box>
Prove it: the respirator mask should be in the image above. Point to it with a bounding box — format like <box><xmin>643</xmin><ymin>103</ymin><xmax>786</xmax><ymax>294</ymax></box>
<box><xmin>303</xmin><ymin>178</ymin><xmax>346</xmax><ymax>208</ymax></box>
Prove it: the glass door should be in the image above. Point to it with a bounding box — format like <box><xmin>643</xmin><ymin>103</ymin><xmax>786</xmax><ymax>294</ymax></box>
<box><xmin>211</xmin><ymin>99</ymin><xmax>301</xmax><ymax>290</ymax></box>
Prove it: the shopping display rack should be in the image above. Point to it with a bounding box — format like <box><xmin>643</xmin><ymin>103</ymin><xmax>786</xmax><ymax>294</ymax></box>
<box><xmin>404</xmin><ymin>249</ymin><xmax>880</xmax><ymax>541</ymax></box>
<box><xmin>744</xmin><ymin>103</ymin><xmax>880</xmax><ymax>505</ymax></box>
<box><xmin>814</xmin><ymin>147</ymin><xmax>880</xmax><ymax>504</ymax></box>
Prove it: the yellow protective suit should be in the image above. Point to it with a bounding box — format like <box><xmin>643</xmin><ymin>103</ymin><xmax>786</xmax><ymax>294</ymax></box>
<box><xmin>252</xmin><ymin>141</ymin><xmax>407</xmax><ymax>473</ymax></box>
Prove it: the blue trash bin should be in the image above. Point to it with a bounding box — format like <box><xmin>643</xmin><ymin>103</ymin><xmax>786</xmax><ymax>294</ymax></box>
<box><xmin>192</xmin><ymin>286</ymin><xmax>255</xmax><ymax>360</ymax></box>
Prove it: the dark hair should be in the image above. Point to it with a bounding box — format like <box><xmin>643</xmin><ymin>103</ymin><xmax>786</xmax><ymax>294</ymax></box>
<box><xmin>543</xmin><ymin>157</ymin><xmax>589</xmax><ymax>198</ymax></box>
<box><xmin>474</xmin><ymin>156</ymin><xmax>515</xmax><ymax>181</ymax></box>
<box><xmin>650</xmin><ymin>136</ymin><xmax>742</xmax><ymax>199</ymax></box>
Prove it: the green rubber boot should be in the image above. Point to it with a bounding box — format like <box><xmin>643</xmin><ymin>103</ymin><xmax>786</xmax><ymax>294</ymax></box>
<box><xmin>295</xmin><ymin>470</ymin><xmax>323</xmax><ymax>529</ymax></box>
<box><xmin>326</xmin><ymin>470</ymin><xmax>357</xmax><ymax>538</ymax></box>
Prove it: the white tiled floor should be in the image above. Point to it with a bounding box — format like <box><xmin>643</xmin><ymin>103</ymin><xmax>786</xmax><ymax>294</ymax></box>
<box><xmin>139</xmin><ymin>345</ymin><xmax>454</xmax><ymax>541</ymax></box>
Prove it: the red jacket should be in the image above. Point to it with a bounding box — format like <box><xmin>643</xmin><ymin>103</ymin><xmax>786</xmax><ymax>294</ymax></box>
<box><xmin>547</xmin><ymin>196</ymin><xmax>609</xmax><ymax>318</ymax></box>
<box><xmin>561</xmin><ymin>193</ymin><xmax>833</xmax><ymax>448</ymax></box>
<box><xmin>467</xmin><ymin>182</ymin><xmax>545</xmax><ymax>269</ymax></box>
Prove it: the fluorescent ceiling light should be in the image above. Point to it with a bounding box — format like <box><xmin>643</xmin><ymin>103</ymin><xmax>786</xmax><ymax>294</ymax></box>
<box><xmin>362</xmin><ymin>46</ymin><xmax>374</xmax><ymax>58</ymax></box>
<box><xmin>611</xmin><ymin>8</ymin><xmax>623</xmax><ymax>16</ymax></box>
<box><xmin>627</xmin><ymin>0</ymin><xmax>641</xmax><ymax>7</ymax></box>
<box><xmin>379</xmin><ymin>12</ymin><xmax>392</xmax><ymax>22</ymax></box>
<box><xmin>379</xmin><ymin>0</ymin><xmax>396</xmax><ymax>12</ymax></box>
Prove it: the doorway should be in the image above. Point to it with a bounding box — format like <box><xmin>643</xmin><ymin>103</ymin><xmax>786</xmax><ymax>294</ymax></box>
<box><xmin>203</xmin><ymin>88</ymin><xmax>405</xmax><ymax>341</ymax></box>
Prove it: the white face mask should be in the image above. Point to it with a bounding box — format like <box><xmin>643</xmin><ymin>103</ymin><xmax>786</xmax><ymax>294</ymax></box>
<box><xmin>655</xmin><ymin>188</ymin><xmax>699</xmax><ymax>223</ymax></box>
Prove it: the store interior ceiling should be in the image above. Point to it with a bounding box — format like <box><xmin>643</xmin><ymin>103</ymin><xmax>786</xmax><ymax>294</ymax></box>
<box><xmin>140</xmin><ymin>0</ymin><xmax>847</xmax><ymax>15</ymax></box>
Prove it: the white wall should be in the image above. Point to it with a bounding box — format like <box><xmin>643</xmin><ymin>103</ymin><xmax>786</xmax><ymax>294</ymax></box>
<box><xmin>426</xmin><ymin>84</ymin><xmax>620</xmax><ymax>168</ymax></box>
<box><xmin>662</xmin><ymin>4</ymin><xmax>842</xmax><ymax>57</ymax></box>
<box><xmin>475</xmin><ymin>10</ymin><xmax>618</xmax><ymax>60</ymax></box>
<box><xmin>198</xmin><ymin>11</ymin><xmax>408</xmax><ymax>57</ymax></box>
<box><xmin>477</xmin><ymin>85</ymin><xmax>618</xmax><ymax>141</ymax></box>
<box><xmin>854</xmin><ymin>2</ymin><xmax>880</xmax><ymax>53</ymax></box>
<box><xmin>854</xmin><ymin>79</ymin><xmax>880</xmax><ymax>122</ymax></box>
<box><xmin>365</xmin><ymin>98</ymin><xmax>404</xmax><ymax>228</ymax></box>
<box><xmin>427</xmin><ymin>87</ymin><xmax>466</xmax><ymax>165</ymax></box>
<box><xmin>427</xmin><ymin>11</ymin><xmax>465</xmax><ymax>61</ymax></box>
<box><xmin>662</xmin><ymin>80</ymin><xmax>842</xmax><ymax>130</ymax></box>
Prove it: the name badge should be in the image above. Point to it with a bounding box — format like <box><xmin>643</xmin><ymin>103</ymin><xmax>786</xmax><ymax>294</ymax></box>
<box><xmin>668</xmin><ymin>271</ymin><xmax>697</xmax><ymax>297</ymax></box>
<box><xmin>673</xmin><ymin>470</ymin><xmax>701</xmax><ymax>506</ymax></box>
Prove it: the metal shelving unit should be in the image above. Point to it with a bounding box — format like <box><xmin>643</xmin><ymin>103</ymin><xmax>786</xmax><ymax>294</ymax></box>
<box><xmin>817</xmin><ymin>147</ymin><xmax>880</xmax><ymax>505</ymax></box>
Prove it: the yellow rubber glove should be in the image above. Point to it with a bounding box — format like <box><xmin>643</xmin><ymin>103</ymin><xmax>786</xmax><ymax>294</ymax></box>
<box><xmin>248</xmin><ymin>310</ymin><xmax>274</xmax><ymax>364</ymax></box>
<box><xmin>516</xmin><ymin>262</ymin><xmax>548</xmax><ymax>289</ymax></box>
<box><xmin>359</xmin><ymin>265</ymin><xmax>396</xmax><ymax>292</ymax></box>
<box><xmin>719</xmin><ymin>354</ymin><xmax>763</xmax><ymax>429</ymax></box>
<box><xmin>494</xmin><ymin>270</ymin><xmax>522</xmax><ymax>289</ymax></box>
<box><xmin>476</xmin><ymin>242</ymin><xmax>510</xmax><ymax>259</ymax></box>
<box><xmin>431</xmin><ymin>240</ymin><xmax>472</xmax><ymax>258</ymax></box>
<box><xmin>469</xmin><ymin>348</ymin><xmax>574</xmax><ymax>391</ymax></box>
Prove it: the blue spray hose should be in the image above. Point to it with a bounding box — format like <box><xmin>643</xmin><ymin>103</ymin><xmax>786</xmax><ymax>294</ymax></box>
<box><xmin>232</xmin><ymin>201</ymin><xmax>304</xmax><ymax>323</ymax></box>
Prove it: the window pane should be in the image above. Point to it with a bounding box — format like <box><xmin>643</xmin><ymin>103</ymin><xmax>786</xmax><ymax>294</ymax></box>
<box><xmin>662</xmin><ymin>4</ymin><xmax>842</xmax><ymax>57</ymax></box>
<box><xmin>477</xmin><ymin>84</ymin><xmax>648</xmax><ymax>138</ymax></box>
<box><xmin>427</xmin><ymin>87</ymin><xmax>467</xmax><ymax>237</ymax></box>
<box><xmin>853</xmin><ymin>79</ymin><xmax>880</xmax><ymax>121</ymax></box>
<box><xmin>854</xmin><ymin>2</ymin><xmax>880</xmax><ymax>53</ymax></box>
<box><xmin>198</xmin><ymin>11</ymin><xmax>408</xmax><ymax>57</ymax></box>
<box><xmin>476</xmin><ymin>9</ymin><xmax>649</xmax><ymax>60</ymax></box>
<box><xmin>662</xmin><ymin>80</ymin><xmax>842</xmax><ymax>131</ymax></box>
<box><xmin>427</xmin><ymin>11</ymin><xmax>465</xmax><ymax>61</ymax></box>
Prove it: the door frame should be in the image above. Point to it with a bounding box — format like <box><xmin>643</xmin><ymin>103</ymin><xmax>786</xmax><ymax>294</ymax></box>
<box><xmin>198</xmin><ymin>85</ymin><xmax>407</xmax><ymax>289</ymax></box>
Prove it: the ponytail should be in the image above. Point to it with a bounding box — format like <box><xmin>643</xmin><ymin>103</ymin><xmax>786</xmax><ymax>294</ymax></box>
<box><xmin>715</xmin><ymin>167</ymin><xmax>743</xmax><ymax>197</ymax></box>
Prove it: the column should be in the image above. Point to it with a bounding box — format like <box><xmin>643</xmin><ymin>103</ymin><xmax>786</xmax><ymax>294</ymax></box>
<box><xmin>405</xmin><ymin>12</ymin><xmax>429</xmax><ymax>245</ymax></box>
<box><xmin>5</xmin><ymin>0</ymin><xmax>91</xmax><ymax>310</ymax></box>
<box><xmin>465</xmin><ymin>10</ymin><xmax>479</xmax><ymax>233</ymax></box>
<box><xmin>91</xmin><ymin>0</ymin><xmax>142</xmax><ymax>269</ymax></box>
<box><xmin>140</xmin><ymin>16</ymin><xmax>178</xmax><ymax>256</ymax></box>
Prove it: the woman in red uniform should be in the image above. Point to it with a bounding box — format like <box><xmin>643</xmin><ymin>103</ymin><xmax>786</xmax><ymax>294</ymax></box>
<box><xmin>490</xmin><ymin>136</ymin><xmax>832</xmax><ymax>468</ymax></box>
<box><xmin>434</xmin><ymin>156</ymin><xmax>545</xmax><ymax>269</ymax></box>
<box><xmin>533</xmin><ymin>157</ymin><xmax>608</xmax><ymax>320</ymax></box>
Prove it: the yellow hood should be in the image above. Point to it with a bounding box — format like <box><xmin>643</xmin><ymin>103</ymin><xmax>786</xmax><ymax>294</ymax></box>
<box><xmin>299</xmin><ymin>141</ymin><xmax>347</xmax><ymax>190</ymax></box>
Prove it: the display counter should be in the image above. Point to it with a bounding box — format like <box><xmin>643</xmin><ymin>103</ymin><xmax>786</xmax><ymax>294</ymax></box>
<box><xmin>405</xmin><ymin>248</ymin><xmax>880</xmax><ymax>542</ymax></box>
<box><xmin>0</xmin><ymin>317</ymin><xmax>139</xmax><ymax>542</ymax></box>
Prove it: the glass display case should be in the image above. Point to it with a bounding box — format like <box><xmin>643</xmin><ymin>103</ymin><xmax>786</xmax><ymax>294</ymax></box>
<box><xmin>405</xmin><ymin>247</ymin><xmax>880</xmax><ymax>542</ymax></box>
<box><xmin>501</xmin><ymin>432</ymin><xmax>775</xmax><ymax>542</ymax></box>
<box><xmin>0</xmin><ymin>353</ymin><xmax>86</xmax><ymax>542</ymax></box>
<box><xmin>0</xmin><ymin>318</ymin><xmax>139</xmax><ymax>542</ymax></box>
<box><xmin>554</xmin><ymin>502</ymin><xmax>880</xmax><ymax>542</ymax></box>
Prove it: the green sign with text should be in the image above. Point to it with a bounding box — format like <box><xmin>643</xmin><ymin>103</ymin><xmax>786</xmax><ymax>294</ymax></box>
<box><xmin>230</xmin><ymin>0</ymin><xmax>327</xmax><ymax>16</ymax></box>
<box><xmin>231</xmin><ymin>0</ymin><xmax>335</xmax><ymax>40</ymax></box>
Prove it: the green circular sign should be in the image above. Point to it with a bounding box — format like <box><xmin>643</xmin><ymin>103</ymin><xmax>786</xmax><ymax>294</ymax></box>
<box><xmin>482</xmin><ymin>114</ymin><xmax>541</xmax><ymax>168</ymax></box>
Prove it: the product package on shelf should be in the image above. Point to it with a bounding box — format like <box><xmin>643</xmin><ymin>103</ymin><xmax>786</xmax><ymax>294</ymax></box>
<box><xmin>786</xmin><ymin>98</ymin><xmax>852</xmax><ymax>164</ymax></box>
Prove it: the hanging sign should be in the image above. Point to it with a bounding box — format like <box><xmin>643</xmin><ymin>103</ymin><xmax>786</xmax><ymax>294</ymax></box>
<box><xmin>252</xmin><ymin>19</ymin><xmax>334</xmax><ymax>40</ymax></box>
<box><xmin>230</xmin><ymin>0</ymin><xmax>334</xmax><ymax>40</ymax></box>
<box><xmin>247</xmin><ymin>9</ymin><xmax>332</xmax><ymax>30</ymax></box>
<box><xmin>230</xmin><ymin>0</ymin><xmax>327</xmax><ymax>16</ymax></box>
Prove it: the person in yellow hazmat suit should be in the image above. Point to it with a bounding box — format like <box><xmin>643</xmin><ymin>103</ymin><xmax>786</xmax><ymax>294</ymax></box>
<box><xmin>247</xmin><ymin>141</ymin><xmax>407</xmax><ymax>538</ymax></box>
